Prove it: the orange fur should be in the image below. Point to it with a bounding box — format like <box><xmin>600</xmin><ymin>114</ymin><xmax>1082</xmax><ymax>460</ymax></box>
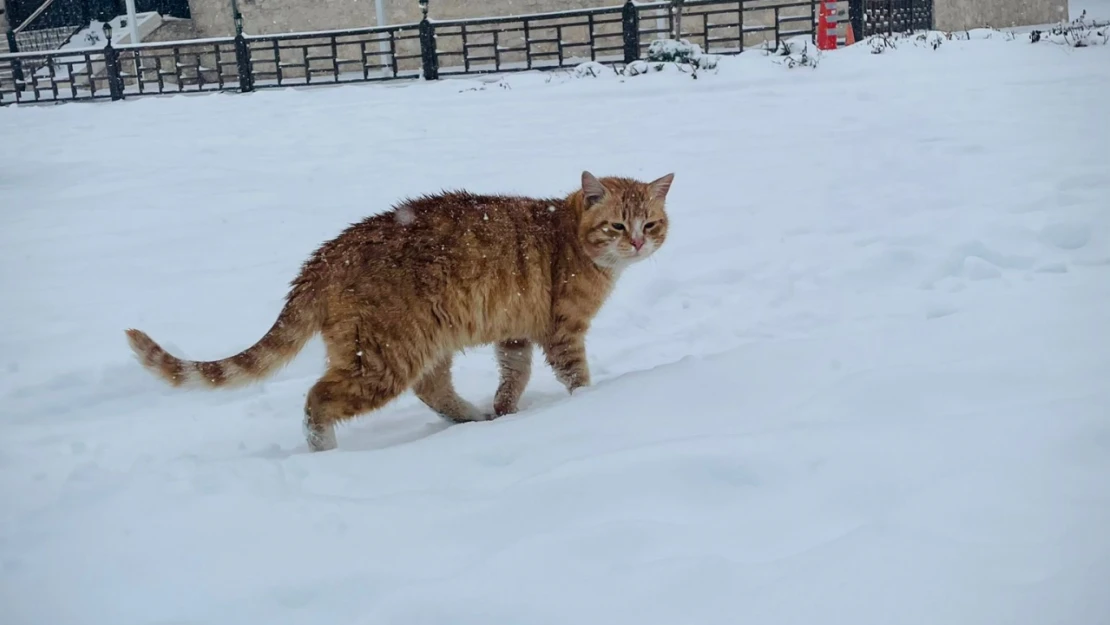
<box><xmin>126</xmin><ymin>171</ymin><xmax>674</xmax><ymax>451</ymax></box>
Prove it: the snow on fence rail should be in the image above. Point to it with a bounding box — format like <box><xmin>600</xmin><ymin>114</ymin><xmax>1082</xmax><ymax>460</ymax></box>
<box><xmin>0</xmin><ymin>0</ymin><xmax>927</xmax><ymax>106</ymax></box>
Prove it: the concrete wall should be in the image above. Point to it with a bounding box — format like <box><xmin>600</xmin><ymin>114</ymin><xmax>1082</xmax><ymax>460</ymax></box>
<box><xmin>145</xmin><ymin>17</ymin><xmax>202</xmax><ymax>43</ymax></box>
<box><xmin>186</xmin><ymin>0</ymin><xmax>802</xmax><ymax>49</ymax></box>
<box><xmin>384</xmin><ymin>0</ymin><xmax>605</xmax><ymax>26</ymax></box>
<box><xmin>188</xmin><ymin>0</ymin><xmax>607</xmax><ymax>38</ymax></box>
<box><xmin>188</xmin><ymin>0</ymin><xmax>798</xmax><ymax>38</ymax></box>
<box><xmin>935</xmin><ymin>0</ymin><xmax>1068</xmax><ymax>31</ymax></box>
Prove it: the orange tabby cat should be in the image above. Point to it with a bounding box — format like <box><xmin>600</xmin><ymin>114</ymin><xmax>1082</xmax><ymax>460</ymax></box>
<box><xmin>126</xmin><ymin>171</ymin><xmax>674</xmax><ymax>451</ymax></box>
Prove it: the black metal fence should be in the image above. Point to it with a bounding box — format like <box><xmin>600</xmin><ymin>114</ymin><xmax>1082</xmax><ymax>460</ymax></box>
<box><xmin>1</xmin><ymin>0</ymin><xmax>934</xmax><ymax>106</ymax></box>
<box><xmin>848</xmin><ymin>0</ymin><xmax>933</xmax><ymax>38</ymax></box>
<box><xmin>432</xmin><ymin>6</ymin><xmax>627</xmax><ymax>76</ymax></box>
<box><xmin>246</xmin><ymin>23</ymin><xmax>423</xmax><ymax>88</ymax></box>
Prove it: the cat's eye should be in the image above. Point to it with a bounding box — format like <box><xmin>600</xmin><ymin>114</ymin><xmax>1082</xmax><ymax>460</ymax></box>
<box><xmin>644</xmin><ymin>221</ymin><xmax>658</xmax><ymax>230</ymax></box>
<box><xmin>610</xmin><ymin>223</ymin><xmax>626</xmax><ymax>231</ymax></box>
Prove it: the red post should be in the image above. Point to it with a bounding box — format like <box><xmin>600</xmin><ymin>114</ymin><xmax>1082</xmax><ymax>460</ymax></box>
<box><xmin>817</xmin><ymin>0</ymin><xmax>838</xmax><ymax>50</ymax></box>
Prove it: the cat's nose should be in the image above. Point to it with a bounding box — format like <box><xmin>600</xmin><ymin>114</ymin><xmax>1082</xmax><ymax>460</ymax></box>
<box><xmin>630</xmin><ymin>238</ymin><xmax>645</xmax><ymax>251</ymax></box>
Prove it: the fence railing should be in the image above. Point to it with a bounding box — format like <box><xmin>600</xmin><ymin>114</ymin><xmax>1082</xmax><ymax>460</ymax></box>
<box><xmin>0</xmin><ymin>0</ymin><xmax>930</xmax><ymax>106</ymax></box>
<box><xmin>244</xmin><ymin>23</ymin><xmax>424</xmax><ymax>89</ymax></box>
<box><xmin>432</xmin><ymin>5</ymin><xmax>629</xmax><ymax>76</ymax></box>
<box><xmin>636</xmin><ymin>0</ymin><xmax>823</xmax><ymax>55</ymax></box>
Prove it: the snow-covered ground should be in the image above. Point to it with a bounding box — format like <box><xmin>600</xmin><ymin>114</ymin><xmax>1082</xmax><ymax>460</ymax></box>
<box><xmin>2</xmin><ymin>5</ymin><xmax>1109</xmax><ymax>624</ymax></box>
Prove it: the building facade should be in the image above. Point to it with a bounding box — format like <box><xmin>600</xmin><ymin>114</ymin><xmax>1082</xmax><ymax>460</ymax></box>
<box><xmin>179</xmin><ymin>0</ymin><xmax>1071</xmax><ymax>40</ymax></box>
<box><xmin>933</xmin><ymin>0</ymin><xmax>1068</xmax><ymax>32</ymax></box>
<box><xmin>187</xmin><ymin>0</ymin><xmax>606</xmax><ymax>38</ymax></box>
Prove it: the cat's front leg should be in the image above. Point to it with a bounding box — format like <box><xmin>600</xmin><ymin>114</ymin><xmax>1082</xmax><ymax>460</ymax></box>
<box><xmin>494</xmin><ymin>339</ymin><xmax>533</xmax><ymax>416</ymax></box>
<box><xmin>542</xmin><ymin>320</ymin><xmax>591</xmax><ymax>394</ymax></box>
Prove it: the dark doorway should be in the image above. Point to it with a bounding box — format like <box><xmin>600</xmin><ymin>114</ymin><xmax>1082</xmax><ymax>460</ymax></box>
<box><xmin>135</xmin><ymin>0</ymin><xmax>191</xmax><ymax>20</ymax></box>
<box><xmin>848</xmin><ymin>0</ymin><xmax>934</xmax><ymax>37</ymax></box>
<box><xmin>6</xmin><ymin>0</ymin><xmax>95</xmax><ymax>30</ymax></box>
<box><xmin>5</xmin><ymin>0</ymin><xmax>192</xmax><ymax>52</ymax></box>
<box><xmin>6</xmin><ymin>0</ymin><xmax>190</xmax><ymax>32</ymax></box>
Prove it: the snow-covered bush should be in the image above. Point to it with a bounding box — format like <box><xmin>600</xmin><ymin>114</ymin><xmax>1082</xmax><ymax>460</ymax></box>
<box><xmin>1030</xmin><ymin>10</ymin><xmax>1109</xmax><ymax>47</ymax></box>
<box><xmin>647</xmin><ymin>38</ymin><xmax>696</xmax><ymax>64</ymax></box>
<box><xmin>865</xmin><ymin>30</ymin><xmax>948</xmax><ymax>54</ymax></box>
<box><xmin>766</xmin><ymin>39</ymin><xmax>820</xmax><ymax>68</ymax></box>
<box><xmin>574</xmin><ymin>61</ymin><xmax>608</xmax><ymax>78</ymax></box>
<box><xmin>625</xmin><ymin>60</ymin><xmax>651</xmax><ymax>76</ymax></box>
<box><xmin>868</xmin><ymin>33</ymin><xmax>898</xmax><ymax>54</ymax></box>
<box><xmin>645</xmin><ymin>38</ymin><xmax>720</xmax><ymax>71</ymax></box>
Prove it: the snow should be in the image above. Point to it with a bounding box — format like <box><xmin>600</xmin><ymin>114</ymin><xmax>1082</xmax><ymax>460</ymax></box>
<box><xmin>2</xmin><ymin>6</ymin><xmax>1110</xmax><ymax>624</ymax></box>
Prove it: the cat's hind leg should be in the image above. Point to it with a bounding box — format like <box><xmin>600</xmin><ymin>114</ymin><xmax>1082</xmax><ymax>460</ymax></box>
<box><xmin>303</xmin><ymin>368</ymin><xmax>411</xmax><ymax>451</ymax></box>
<box><xmin>303</xmin><ymin>323</ymin><xmax>422</xmax><ymax>451</ymax></box>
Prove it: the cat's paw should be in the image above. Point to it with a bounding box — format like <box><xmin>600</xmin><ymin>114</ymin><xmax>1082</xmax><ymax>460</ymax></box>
<box><xmin>305</xmin><ymin>423</ymin><xmax>337</xmax><ymax>452</ymax></box>
<box><xmin>440</xmin><ymin>402</ymin><xmax>490</xmax><ymax>423</ymax></box>
<box><xmin>565</xmin><ymin>380</ymin><xmax>590</xmax><ymax>395</ymax></box>
<box><xmin>493</xmin><ymin>399</ymin><xmax>519</xmax><ymax>417</ymax></box>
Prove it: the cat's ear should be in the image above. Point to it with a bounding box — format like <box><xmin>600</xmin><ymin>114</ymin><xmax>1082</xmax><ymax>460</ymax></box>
<box><xmin>582</xmin><ymin>171</ymin><xmax>606</xmax><ymax>208</ymax></box>
<box><xmin>648</xmin><ymin>173</ymin><xmax>674</xmax><ymax>201</ymax></box>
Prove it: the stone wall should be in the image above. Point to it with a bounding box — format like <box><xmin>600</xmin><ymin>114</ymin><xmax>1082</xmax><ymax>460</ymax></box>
<box><xmin>187</xmin><ymin>0</ymin><xmax>607</xmax><ymax>38</ymax></box>
<box><xmin>934</xmin><ymin>0</ymin><xmax>1068</xmax><ymax>31</ymax></box>
<box><xmin>188</xmin><ymin>0</ymin><xmax>802</xmax><ymax>43</ymax></box>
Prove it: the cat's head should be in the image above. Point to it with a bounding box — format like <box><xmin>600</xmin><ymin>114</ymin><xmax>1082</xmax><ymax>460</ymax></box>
<box><xmin>577</xmin><ymin>171</ymin><xmax>674</xmax><ymax>271</ymax></box>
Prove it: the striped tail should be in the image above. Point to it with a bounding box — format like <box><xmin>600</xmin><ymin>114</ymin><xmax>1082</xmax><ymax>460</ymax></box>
<box><xmin>125</xmin><ymin>295</ymin><xmax>318</xmax><ymax>390</ymax></box>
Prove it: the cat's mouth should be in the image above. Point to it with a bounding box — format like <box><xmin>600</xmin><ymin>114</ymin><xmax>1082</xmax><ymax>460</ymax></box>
<box><xmin>595</xmin><ymin>247</ymin><xmax>651</xmax><ymax>269</ymax></box>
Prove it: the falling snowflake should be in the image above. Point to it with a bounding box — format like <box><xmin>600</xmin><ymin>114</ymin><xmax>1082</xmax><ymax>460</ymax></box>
<box><xmin>395</xmin><ymin>206</ymin><xmax>416</xmax><ymax>225</ymax></box>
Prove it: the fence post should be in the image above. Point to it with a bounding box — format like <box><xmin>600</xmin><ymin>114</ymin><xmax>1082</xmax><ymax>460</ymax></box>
<box><xmin>103</xmin><ymin>37</ymin><xmax>124</xmax><ymax>100</ymax></box>
<box><xmin>234</xmin><ymin>33</ymin><xmax>253</xmax><ymax>92</ymax></box>
<box><xmin>418</xmin><ymin>14</ymin><xmax>437</xmax><ymax>80</ymax></box>
<box><xmin>670</xmin><ymin>0</ymin><xmax>685</xmax><ymax>40</ymax></box>
<box><xmin>5</xmin><ymin>28</ymin><xmax>25</xmax><ymax>86</ymax></box>
<box><xmin>621</xmin><ymin>0</ymin><xmax>639</xmax><ymax>63</ymax></box>
<box><xmin>233</xmin><ymin>11</ymin><xmax>253</xmax><ymax>92</ymax></box>
<box><xmin>810</xmin><ymin>0</ymin><xmax>817</xmax><ymax>43</ymax></box>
